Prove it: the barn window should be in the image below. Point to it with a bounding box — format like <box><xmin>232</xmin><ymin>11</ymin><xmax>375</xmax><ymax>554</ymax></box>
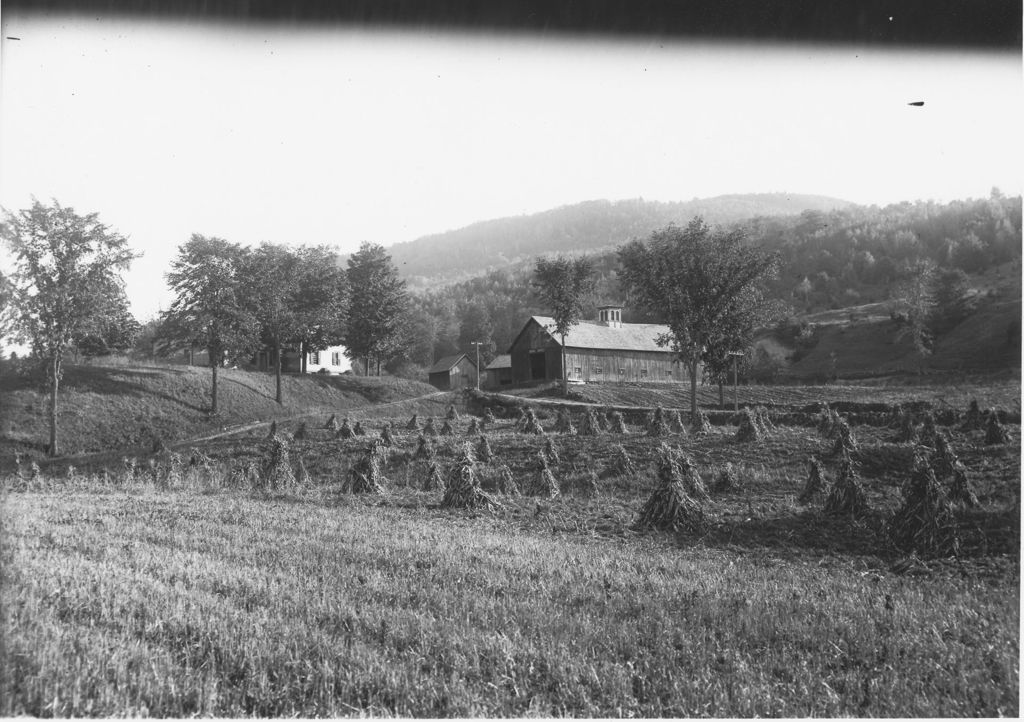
<box><xmin>574</xmin><ymin>367</ymin><xmax>582</xmax><ymax>376</ymax></box>
<box><xmin>594</xmin><ymin>366</ymin><xmax>602</xmax><ymax>374</ymax></box>
<box><xmin>311</xmin><ymin>351</ymin><xmax>321</xmax><ymax>364</ymax></box>
<box><xmin>640</xmin><ymin>368</ymin><xmax>648</xmax><ymax>378</ymax></box>
<box><xmin>619</xmin><ymin>368</ymin><xmax>625</xmax><ymax>374</ymax></box>
<box><xmin>331</xmin><ymin>351</ymin><xmax>341</xmax><ymax>366</ymax></box>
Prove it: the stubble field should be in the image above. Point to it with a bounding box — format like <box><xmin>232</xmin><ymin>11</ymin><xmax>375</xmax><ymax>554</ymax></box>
<box><xmin>2</xmin><ymin>398</ymin><xmax>1019</xmax><ymax>717</ymax></box>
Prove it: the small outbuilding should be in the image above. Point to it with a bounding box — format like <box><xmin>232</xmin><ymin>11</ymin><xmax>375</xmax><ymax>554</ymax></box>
<box><xmin>427</xmin><ymin>353</ymin><xmax>478</xmax><ymax>390</ymax></box>
<box><xmin>483</xmin><ymin>354</ymin><xmax>513</xmax><ymax>390</ymax></box>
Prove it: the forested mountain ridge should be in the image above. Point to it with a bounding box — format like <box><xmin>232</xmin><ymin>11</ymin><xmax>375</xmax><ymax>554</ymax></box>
<box><xmin>389</xmin><ymin>193</ymin><xmax>853</xmax><ymax>285</ymax></box>
<box><xmin>393</xmin><ymin>192</ymin><xmax>1021</xmax><ymax>380</ymax></box>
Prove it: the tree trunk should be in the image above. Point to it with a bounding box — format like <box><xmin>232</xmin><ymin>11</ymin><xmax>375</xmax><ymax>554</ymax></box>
<box><xmin>718</xmin><ymin>381</ymin><xmax>724</xmax><ymax>408</ymax></box>
<box><xmin>364</xmin><ymin>357</ymin><xmax>369</xmax><ymax>376</ymax></box>
<box><xmin>211</xmin><ymin>357</ymin><xmax>219</xmax><ymax>415</ymax></box>
<box><xmin>300</xmin><ymin>340</ymin><xmax>306</xmax><ymax>374</ymax></box>
<box><xmin>376</xmin><ymin>357</ymin><xmax>381</xmax><ymax>376</ymax></box>
<box><xmin>560</xmin><ymin>334</ymin><xmax>568</xmax><ymax>397</ymax></box>
<box><xmin>48</xmin><ymin>354</ymin><xmax>60</xmax><ymax>457</ymax></box>
<box><xmin>275</xmin><ymin>340</ymin><xmax>283</xmax><ymax>404</ymax></box>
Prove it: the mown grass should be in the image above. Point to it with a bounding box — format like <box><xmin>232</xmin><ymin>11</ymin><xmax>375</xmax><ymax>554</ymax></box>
<box><xmin>3</xmin><ymin>487</ymin><xmax>1018</xmax><ymax>718</ymax></box>
<box><xmin>0</xmin><ymin>363</ymin><xmax>440</xmax><ymax>463</ymax></box>
<box><xmin>2</xmin><ymin>401</ymin><xmax>1019</xmax><ymax>717</ymax></box>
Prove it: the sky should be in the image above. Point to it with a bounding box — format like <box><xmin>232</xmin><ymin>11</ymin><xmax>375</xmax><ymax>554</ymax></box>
<box><xmin>0</xmin><ymin>13</ymin><xmax>1021</xmax><ymax>322</ymax></box>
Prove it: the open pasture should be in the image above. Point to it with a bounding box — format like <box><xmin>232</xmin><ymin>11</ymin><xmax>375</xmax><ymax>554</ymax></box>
<box><xmin>2</xmin><ymin>398</ymin><xmax>1019</xmax><ymax>717</ymax></box>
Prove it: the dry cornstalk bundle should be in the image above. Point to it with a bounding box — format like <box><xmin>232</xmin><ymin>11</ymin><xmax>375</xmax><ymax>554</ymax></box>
<box><xmin>295</xmin><ymin>455</ymin><xmax>312</xmax><ymax>485</ymax></box>
<box><xmin>930</xmin><ymin>432</ymin><xmax>959</xmax><ymax>479</ymax></box>
<box><xmin>337</xmin><ymin>418</ymin><xmax>354</xmax><ymax>439</ymax></box>
<box><xmin>122</xmin><ymin>456</ymin><xmax>138</xmax><ymax>482</ymax></box>
<box><xmin>579</xmin><ymin>469</ymin><xmax>600</xmax><ymax>496</ymax></box>
<box><xmin>422</xmin><ymin>458</ymin><xmax>446</xmax><ymax>492</ymax></box>
<box><xmin>894</xmin><ymin>408</ymin><xmax>919</xmax><ymax>443</ymax></box>
<box><xmin>513</xmin><ymin>406</ymin><xmax>528</xmax><ymax>429</ymax></box>
<box><xmin>346</xmin><ymin>445</ymin><xmax>387</xmax><ymax>494</ymax></box>
<box><xmin>324</xmin><ymin>414</ymin><xmax>339</xmax><ymax>431</ymax></box>
<box><xmin>543</xmin><ymin>436</ymin><xmax>560</xmax><ymax>465</ymax></box>
<box><xmin>798</xmin><ymin>456</ymin><xmax>826</xmax><ymax>505</ymax></box>
<box><xmin>423</xmin><ymin>417</ymin><xmax>438</xmax><ymax>437</ymax></box>
<box><xmin>492</xmin><ymin>464</ymin><xmax>520</xmax><ymax>496</ymax></box>
<box><xmin>520</xmin><ymin>407</ymin><xmax>545</xmax><ymax>435</ymax></box>
<box><xmin>406</xmin><ymin>414</ymin><xmax>420</xmax><ymax>431</ymax></box>
<box><xmin>352</xmin><ymin>421</ymin><xmax>366</xmax><ymax>436</ymax></box>
<box><xmin>579</xmin><ymin>406</ymin><xmax>602</xmax><ymax>436</ymax></box>
<box><xmin>822</xmin><ymin>453</ymin><xmax>868</xmax><ymax>517</ymax></box>
<box><xmin>985</xmin><ymin>411</ymin><xmax>1010</xmax><ymax>445</ymax></box>
<box><xmin>151</xmin><ymin>435</ymin><xmax>168</xmax><ymax>454</ymax></box>
<box><xmin>887</xmin><ymin>404</ymin><xmax>905</xmax><ymax>429</ymax></box>
<box><xmin>919</xmin><ymin>412</ymin><xmax>939</xmax><ymax>448</ymax></box>
<box><xmin>228</xmin><ymin>458</ymin><xmax>260</xmax><ymax>488</ymax></box>
<box><xmin>889</xmin><ymin>455</ymin><xmax>960</xmax><ymax>557</ymax></box>
<box><xmin>960</xmin><ymin>399</ymin><xmax>983</xmax><ymax>431</ymax></box>
<box><xmin>667</xmin><ymin>409</ymin><xmax>685</xmax><ymax>434</ymax></box>
<box><xmin>647</xmin><ymin>406</ymin><xmax>671</xmax><ymax>437</ymax></box>
<box><xmin>261</xmin><ymin>435</ymin><xmax>296</xmax><ymax>490</ymax></box>
<box><xmin>676</xmin><ymin>451</ymin><xmax>710</xmax><ymax>501</ymax></box>
<box><xmin>605</xmin><ymin>443</ymin><xmax>636</xmax><ymax>477</ymax></box>
<box><xmin>266</xmin><ymin>420</ymin><xmax>278</xmax><ymax>439</ymax></box>
<box><xmin>947</xmin><ymin>461</ymin><xmax>979</xmax><ymax>507</ymax></box>
<box><xmin>554</xmin><ymin>408</ymin><xmax>577</xmax><ymax>435</ymax></box>
<box><xmin>441</xmin><ymin>444</ymin><xmax>499</xmax><ymax>509</ymax></box>
<box><xmin>816</xmin><ymin>405</ymin><xmax>839</xmax><ymax>438</ymax></box>
<box><xmin>525</xmin><ymin>451</ymin><xmax>560</xmax><ymax>498</ymax></box>
<box><xmin>735</xmin><ymin>408</ymin><xmax>763</xmax><ymax>442</ymax></box>
<box><xmin>380</xmin><ymin>423</ymin><xmax>395</xmax><ymax>447</ymax></box>
<box><xmin>691</xmin><ymin>407</ymin><xmax>712</xmax><ymax>435</ymax></box>
<box><xmin>830</xmin><ymin>417</ymin><xmax>858</xmax><ymax>457</ymax></box>
<box><xmin>753</xmin><ymin>406</ymin><xmax>775</xmax><ymax>436</ymax></box>
<box><xmin>634</xmin><ymin>444</ymin><xmax>707</xmax><ymax>533</ymax></box>
<box><xmin>597</xmin><ymin>408</ymin><xmax>611</xmax><ymax>431</ymax></box>
<box><xmin>482</xmin><ymin>407</ymin><xmax>496</xmax><ymax>424</ymax></box>
<box><xmin>414</xmin><ymin>433</ymin><xmax>433</xmax><ymax>459</ymax></box>
<box><xmin>477</xmin><ymin>434</ymin><xmax>494</xmax><ymax>462</ymax></box>
<box><xmin>446</xmin><ymin>404</ymin><xmax>460</xmax><ymax>421</ymax></box>
<box><xmin>467</xmin><ymin>417</ymin><xmax>481</xmax><ymax>435</ymax></box>
<box><xmin>293</xmin><ymin>422</ymin><xmax>307</xmax><ymax>440</ymax></box>
<box><xmin>189</xmin><ymin>448</ymin><xmax>213</xmax><ymax>468</ymax></box>
<box><xmin>609</xmin><ymin>410</ymin><xmax>628</xmax><ymax>434</ymax></box>
<box><xmin>28</xmin><ymin>460</ymin><xmax>44</xmax><ymax>484</ymax></box>
<box><xmin>440</xmin><ymin>419</ymin><xmax>456</xmax><ymax>436</ymax></box>
<box><xmin>712</xmin><ymin>463</ymin><xmax>739</xmax><ymax>493</ymax></box>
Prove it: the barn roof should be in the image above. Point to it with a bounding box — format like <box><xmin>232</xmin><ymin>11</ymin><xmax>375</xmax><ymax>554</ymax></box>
<box><xmin>484</xmin><ymin>354</ymin><xmax>511</xmax><ymax>370</ymax></box>
<box><xmin>528</xmin><ymin>316</ymin><xmax>673</xmax><ymax>353</ymax></box>
<box><xmin>427</xmin><ymin>353</ymin><xmax>475</xmax><ymax>374</ymax></box>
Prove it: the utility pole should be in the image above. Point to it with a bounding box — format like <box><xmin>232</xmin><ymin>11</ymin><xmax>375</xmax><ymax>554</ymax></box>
<box><xmin>728</xmin><ymin>351</ymin><xmax>744</xmax><ymax>412</ymax></box>
<box><xmin>470</xmin><ymin>341</ymin><xmax>484</xmax><ymax>390</ymax></box>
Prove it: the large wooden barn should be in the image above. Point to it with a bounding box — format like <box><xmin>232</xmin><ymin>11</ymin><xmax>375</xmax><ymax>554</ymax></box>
<box><xmin>508</xmin><ymin>306</ymin><xmax>687</xmax><ymax>385</ymax></box>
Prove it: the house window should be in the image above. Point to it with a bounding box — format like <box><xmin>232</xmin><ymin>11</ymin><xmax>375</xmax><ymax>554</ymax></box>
<box><xmin>311</xmin><ymin>351</ymin><xmax>321</xmax><ymax>365</ymax></box>
<box><xmin>331</xmin><ymin>351</ymin><xmax>341</xmax><ymax>366</ymax></box>
<box><xmin>640</xmin><ymin>368</ymin><xmax>648</xmax><ymax>378</ymax></box>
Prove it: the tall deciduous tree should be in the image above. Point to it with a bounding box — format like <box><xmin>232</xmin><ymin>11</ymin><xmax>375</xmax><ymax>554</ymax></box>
<box><xmin>618</xmin><ymin>217</ymin><xmax>777</xmax><ymax>419</ymax></box>
<box><xmin>344</xmin><ymin>242</ymin><xmax>409</xmax><ymax>375</ymax></box>
<box><xmin>1</xmin><ymin>200</ymin><xmax>136</xmax><ymax>455</ymax></box>
<box><xmin>161</xmin><ymin>235</ymin><xmax>259</xmax><ymax>414</ymax></box>
<box><xmin>532</xmin><ymin>255</ymin><xmax>595</xmax><ymax>396</ymax></box>
<box><xmin>891</xmin><ymin>258</ymin><xmax>937</xmax><ymax>365</ymax></box>
<box><xmin>72</xmin><ymin>285</ymin><xmax>141</xmax><ymax>360</ymax></box>
<box><xmin>243</xmin><ymin>243</ymin><xmax>300</xmax><ymax>404</ymax></box>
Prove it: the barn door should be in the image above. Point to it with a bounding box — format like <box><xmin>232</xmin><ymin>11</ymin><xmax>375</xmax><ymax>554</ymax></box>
<box><xmin>529</xmin><ymin>351</ymin><xmax>546</xmax><ymax>380</ymax></box>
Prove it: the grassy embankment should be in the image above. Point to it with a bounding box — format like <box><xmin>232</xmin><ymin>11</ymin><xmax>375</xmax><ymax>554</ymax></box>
<box><xmin>2</xmin><ymin>400</ymin><xmax>1018</xmax><ymax>717</ymax></box>
<box><xmin>0</xmin><ymin>363</ymin><xmax>443</xmax><ymax>465</ymax></box>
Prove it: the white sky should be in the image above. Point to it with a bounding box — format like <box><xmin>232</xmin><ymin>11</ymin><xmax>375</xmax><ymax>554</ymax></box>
<box><xmin>1</xmin><ymin>13</ymin><xmax>1021</xmax><ymax>321</ymax></box>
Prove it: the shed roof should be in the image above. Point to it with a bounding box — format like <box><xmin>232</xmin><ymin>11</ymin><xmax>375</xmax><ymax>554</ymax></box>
<box><xmin>484</xmin><ymin>354</ymin><xmax>512</xmax><ymax>370</ymax></box>
<box><xmin>427</xmin><ymin>353</ymin><xmax>475</xmax><ymax>374</ymax></box>
<box><xmin>528</xmin><ymin>316</ymin><xmax>673</xmax><ymax>353</ymax></box>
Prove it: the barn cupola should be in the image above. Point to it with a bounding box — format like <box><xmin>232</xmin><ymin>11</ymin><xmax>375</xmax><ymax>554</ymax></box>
<box><xmin>597</xmin><ymin>304</ymin><xmax>623</xmax><ymax>329</ymax></box>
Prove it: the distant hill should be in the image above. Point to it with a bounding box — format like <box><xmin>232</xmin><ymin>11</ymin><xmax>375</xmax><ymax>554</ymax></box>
<box><xmin>388</xmin><ymin>193</ymin><xmax>853</xmax><ymax>285</ymax></box>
